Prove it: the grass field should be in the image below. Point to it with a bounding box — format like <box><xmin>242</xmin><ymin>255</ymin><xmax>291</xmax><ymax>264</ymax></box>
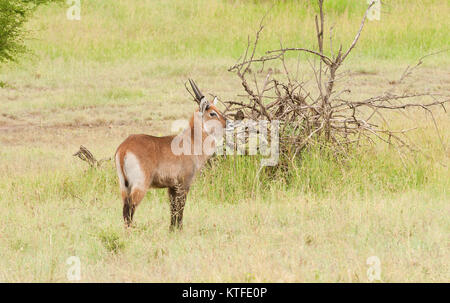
<box><xmin>0</xmin><ymin>0</ymin><xmax>449</xmax><ymax>282</ymax></box>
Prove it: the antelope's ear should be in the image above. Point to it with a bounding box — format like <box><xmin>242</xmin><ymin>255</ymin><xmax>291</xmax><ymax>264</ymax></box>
<box><xmin>199</xmin><ymin>98</ymin><xmax>209</xmax><ymax>114</ymax></box>
<box><xmin>213</xmin><ymin>96</ymin><xmax>218</xmax><ymax>106</ymax></box>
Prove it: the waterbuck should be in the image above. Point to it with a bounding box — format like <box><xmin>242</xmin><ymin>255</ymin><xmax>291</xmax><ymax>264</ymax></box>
<box><xmin>115</xmin><ymin>80</ymin><xmax>231</xmax><ymax>230</ymax></box>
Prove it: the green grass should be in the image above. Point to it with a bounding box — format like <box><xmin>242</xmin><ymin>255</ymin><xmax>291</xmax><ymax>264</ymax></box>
<box><xmin>0</xmin><ymin>140</ymin><xmax>447</xmax><ymax>282</ymax></box>
<box><xmin>0</xmin><ymin>0</ymin><xmax>448</xmax><ymax>282</ymax></box>
<box><xmin>21</xmin><ymin>0</ymin><xmax>449</xmax><ymax>64</ymax></box>
<box><xmin>196</xmin><ymin>142</ymin><xmax>448</xmax><ymax>203</ymax></box>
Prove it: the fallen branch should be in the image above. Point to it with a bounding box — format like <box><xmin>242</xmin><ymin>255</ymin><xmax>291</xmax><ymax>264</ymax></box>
<box><xmin>73</xmin><ymin>145</ymin><xmax>111</xmax><ymax>168</ymax></box>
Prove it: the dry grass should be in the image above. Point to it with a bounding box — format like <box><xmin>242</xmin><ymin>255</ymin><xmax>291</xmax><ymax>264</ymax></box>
<box><xmin>0</xmin><ymin>0</ymin><xmax>448</xmax><ymax>282</ymax></box>
<box><xmin>0</xmin><ymin>62</ymin><xmax>448</xmax><ymax>282</ymax></box>
<box><xmin>1</xmin><ymin>183</ymin><xmax>447</xmax><ymax>282</ymax></box>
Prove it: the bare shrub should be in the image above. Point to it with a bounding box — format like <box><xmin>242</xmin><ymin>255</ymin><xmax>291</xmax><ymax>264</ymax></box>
<box><xmin>225</xmin><ymin>0</ymin><xmax>448</xmax><ymax>166</ymax></box>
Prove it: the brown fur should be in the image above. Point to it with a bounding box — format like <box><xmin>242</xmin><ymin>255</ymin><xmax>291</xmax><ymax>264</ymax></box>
<box><xmin>115</xmin><ymin>102</ymin><xmax>227</xmax><ymax>230</ymax></box>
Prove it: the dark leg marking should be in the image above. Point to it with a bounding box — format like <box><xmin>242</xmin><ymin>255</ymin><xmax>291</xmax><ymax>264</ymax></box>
<box><xmin>168</xmin><ymin>185</ymin><xmax>189</xmax><ymax>231</ymax></box>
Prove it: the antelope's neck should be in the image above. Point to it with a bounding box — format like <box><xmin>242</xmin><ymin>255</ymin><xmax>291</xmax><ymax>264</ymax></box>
<box><xmin>184</xmin><ymin>115</ymin><xmax>216</xmax><ymax>166</ymax></box>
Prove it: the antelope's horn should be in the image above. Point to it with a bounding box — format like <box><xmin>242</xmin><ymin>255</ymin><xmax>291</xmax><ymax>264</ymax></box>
<box><xmin>189</xmin><ymin>79</ymin><xmax>205</xmax><ymax>102</ymax></box>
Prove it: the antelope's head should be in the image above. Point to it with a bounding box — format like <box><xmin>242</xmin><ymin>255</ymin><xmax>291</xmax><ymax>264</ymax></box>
<box><xmin>188</xmin><ymin>79</ymin><xmax>232</xmax><ymax>138</ymax></box>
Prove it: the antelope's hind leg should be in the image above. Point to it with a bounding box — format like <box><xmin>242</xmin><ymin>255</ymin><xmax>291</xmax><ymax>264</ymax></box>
<box><xmin>123</xmin><ymin>187</ymin><xmax>146</xmax><ymax>227</ymax></box>
<box><xmin>168</xmin><ymin>186</ymin><xmax>189</xmax><ymax>231</ymax></box>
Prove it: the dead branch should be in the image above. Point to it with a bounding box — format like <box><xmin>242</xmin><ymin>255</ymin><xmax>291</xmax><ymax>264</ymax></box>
<box><xmin>73</xmin><ymin>145</ymin><xmax>111</xmax><ymax>168</ymax></box>
<box><xmin>225</xmin><ymin>0</ymin><xmax>448</xmax><ymax>163</ymax></box>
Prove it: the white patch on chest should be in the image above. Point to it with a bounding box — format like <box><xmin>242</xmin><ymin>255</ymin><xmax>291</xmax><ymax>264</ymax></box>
<box><xmin>124</xmin><ymin>152</ymin><xmax>146</xmax><ymax>190</ymax></box>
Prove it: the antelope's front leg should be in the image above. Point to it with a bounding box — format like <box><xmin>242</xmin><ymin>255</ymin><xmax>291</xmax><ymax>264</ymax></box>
<box><xmin>168</xmin><ymin>186</ymin><xmax>188</xmax><ymax>231</ymax></box>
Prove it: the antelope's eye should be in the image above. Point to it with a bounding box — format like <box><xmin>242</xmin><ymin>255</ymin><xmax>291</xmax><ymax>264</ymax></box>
<box><xmin>209</xmin><ymin>111</ymin><xmax>217</xmax><ymax>117</ymax></box>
